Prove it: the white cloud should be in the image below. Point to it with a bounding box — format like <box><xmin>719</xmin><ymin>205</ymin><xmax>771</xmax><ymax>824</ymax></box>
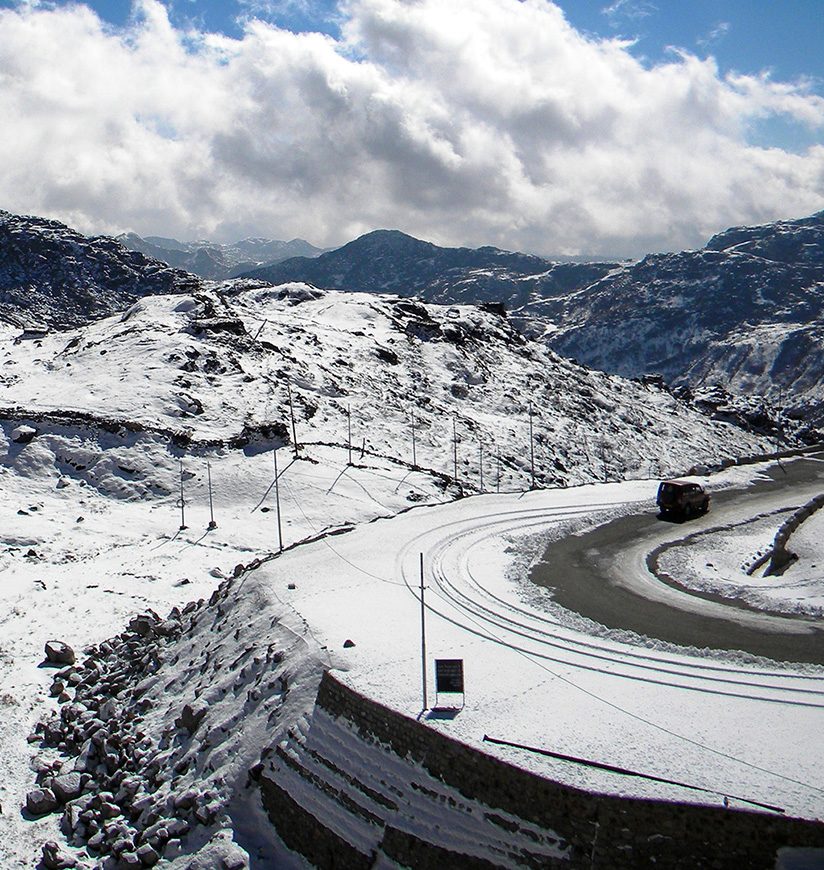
<box><xmin>601</xmin><ymin>0</ymin><xmax>657</xmax><ymax>27</ymax></box>
<box><xmin>0</xmin><ymin>0</ymin><xmax>823</xmax><ymax>256</ymax></box>
<box><xmin>697</xmin><ymin>20</ymin><xmax>730</xmax><ymax>48</ymax></box>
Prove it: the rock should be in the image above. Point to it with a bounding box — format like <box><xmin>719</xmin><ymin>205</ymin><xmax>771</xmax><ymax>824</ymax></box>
<box><xmin>165</xmin><ymin>839</ymin><xmax>183</xmax><ymax>859</ymax></box>
<box><xmin>173</xmin><ymin>789</ymin><xmax>199</xmax><ymax>811</ymax></box>
<box><xmin>136</xmin><ymin>844</ymin><xmax>160</xmax><ymax>866</ymax></box>
<box><xmin>52</xmin><ymin>772</ymin><xmax>84</xmax><ymax>804</ymax></box>
<box><xmin>11</xmin><ymin>424</ymin><xmax>37</xmax><ymax>444</ymax></box>
<box><xmin>26</xmin><ymin>787</ymin><xmax>58</xmax><ymax>815</ymax></box>
<box><xmin>166</xmin><ymin>818</ymin><xmax>190</xmax><ymax>838</ymax></box>
<box><xmin>175</xmin><ymin>700</ymin><xmax>208</xmax><ymax>734</ymax></box>
<box><xmin>343</xmin><ymin>638</ymin><xmax>355</xmax><ymax>648</ymax></box>
<box><xmin>40</xmin><ymin>840</ymin><xmax>77</xmax><ymax>869</ymax></box>
<box><xmin>44</xmin><ymin>641</ymin><xmax>76</xmax><ymax>666</ymax></box>
<box><xmin>99</xmin><ymin>800</ymin><xmax>121</xmax><ymax>819</ymax></box>
<box><xmin>128</xmin><ymin>614</ymin><xmax>158</xmax><ymax>637</ymax></box>
<box><xmin>119</xmin><ymin>852</ymin><xmax>142</xmax><ymax>868</ymax></box>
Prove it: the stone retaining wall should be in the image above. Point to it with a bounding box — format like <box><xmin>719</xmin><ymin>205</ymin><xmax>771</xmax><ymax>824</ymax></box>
<box><xmin>769</xmin><ymin>492</ymin><xmax>824</xmax><ymax>574</ymax></box>
<box><xmin>260</xmin><ymin>671</ymin><xmax>824</xmax><ymax>869</ymax></box>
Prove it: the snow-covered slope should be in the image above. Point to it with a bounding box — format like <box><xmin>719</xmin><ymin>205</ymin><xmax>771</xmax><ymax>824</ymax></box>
<box><xmin>116</xmin><ymin>233</ymin><xmax>326</xmax><ymax>281</ymax></box>
<box><xmin>0</xmin><ymin>212</ymin><xmax>201</xmax><ymax>330</ymax></box>
<box><xmin>542</xmin><ymin>212</ymin><xmax>824</xmax><ymax>420</ymax></box>
<box><xmin>239</xmin><ymin>215</ymin><xmax>824</xmax><ymax>424</ymax></box>
<box><xmin>1</xmin><ymin>283</ymin><xmax>778</xmax><ymax>487</ymax></box>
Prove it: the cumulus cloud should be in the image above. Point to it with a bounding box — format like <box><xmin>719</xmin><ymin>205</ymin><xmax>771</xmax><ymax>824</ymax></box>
<box><xmin>0</xmin><ymin>0</ymin><xmax>823</xmax><ymax>256</ymax></box>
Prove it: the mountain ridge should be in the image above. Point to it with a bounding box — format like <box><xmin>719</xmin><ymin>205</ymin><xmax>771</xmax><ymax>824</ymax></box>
<box><xmin>117</xmin><ymin>231</ymin><xmax>326</xmax><ymax>280</ymax></box>
<box><xmin>0</xmin><ymin>210</ymin><xmax>201</xmax><ymax>329</ymax></box>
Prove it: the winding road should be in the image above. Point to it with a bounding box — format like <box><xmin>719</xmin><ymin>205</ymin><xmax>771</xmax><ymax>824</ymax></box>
<box><xmin>532</xmin><ymin>452</ymin><xmax>824</xmax><ymax>665</ymax></box>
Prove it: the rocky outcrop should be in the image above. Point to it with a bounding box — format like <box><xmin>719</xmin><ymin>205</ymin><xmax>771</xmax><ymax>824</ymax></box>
<box><xmin>0</xmin><ymin>210</ymin><xmax>200</xmax><ymax>329</ymax></box>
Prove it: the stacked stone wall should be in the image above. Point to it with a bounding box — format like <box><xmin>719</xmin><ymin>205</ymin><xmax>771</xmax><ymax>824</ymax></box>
<box><xmin>260</xmin><ymin>670</ymin><xmax>824</xmax><ymax>869</ymax></box>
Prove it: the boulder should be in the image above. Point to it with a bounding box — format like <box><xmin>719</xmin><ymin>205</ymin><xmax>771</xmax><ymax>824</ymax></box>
<box><xmin>52</xmin><ymin>772</ymin><xmax>84</xmax><ymax>804</ymax></box>
<box><xmin>11</xmin><ymin>425</ymin><xmax>37</xmax><ymax>444</ymax></box>
<box><xmin>26</xmin><ymin>787</ymin><xmax>58</xmax><ymax>815</ymax></box>
<box><xmin>136</xmin><ymin>844</ymin><xmax>160</xmax><ymax>867</ymax></box>
<box><xmin>44</xmin><ymin>641</ymin><xmax>76</xmax><ymax>666</ymax></box>
<box><xmin>40</xmin><ymin>841</ymin><xmax>77</xmax><ymax>869</ymax></box>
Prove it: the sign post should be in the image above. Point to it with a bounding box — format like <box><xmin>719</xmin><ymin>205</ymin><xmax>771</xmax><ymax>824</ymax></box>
<box><xmin>434</xmin><ymin>658</ymin><xmax>465</xmax><ymax>710</ymax></box>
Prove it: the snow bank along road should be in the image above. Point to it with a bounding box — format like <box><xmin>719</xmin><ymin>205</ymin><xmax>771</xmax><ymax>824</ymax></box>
<box><xmin>267</xmin><ymin>459</ymin><xmax>824</xmax><ymax>823</ymax></box>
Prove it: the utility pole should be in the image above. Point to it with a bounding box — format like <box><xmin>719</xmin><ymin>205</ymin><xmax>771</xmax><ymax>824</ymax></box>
<box><xmin>497</xmin><ymin>443</ymin><xmax>501</xmax><ymax>493</ymax></box>
<box><xmin>528</xmin><ymin>403</ymin><xmax>535</xmax><ymax>490</ymax></box>
<box><xmin>206</xmin><ymin>461</ymin><xmax>217</xmax><ymax>529</ymax></box>
<box><xmin>419</xmin><ymin>552</ymin><xmax>427</xmax><ymax>713</ymax></box>
<box><xmin>479</xmin><ymin>439</ymin><xmax>484</xmax><ymax>492</ymax></box>
<box><xmin>273</xmin><ymin>448</ymin><xmax>284</xmax><ymax>553</ymax></box>
<box><xmin>347</xmin><ymin>403</ymin><xmax>353</xmax><ymax>466</ymax></box>
<box><xmin>177</xmin><ymin>460</ymin><xmax>187</xmax><ymax>531</ymax></box>
<box><xmin>452</xmin><ymin>417</ymin><xmax>458</xmax><ymax>485</ymax></box>
<box><xmin>286</xmin><ymin>381</ymin><xmax>299</xmax><ymax>459</ymax></box>
<box><xmin>411</xmin><ymin>406</ymin><xmax>418</xmax><ymax>469</ymax></box>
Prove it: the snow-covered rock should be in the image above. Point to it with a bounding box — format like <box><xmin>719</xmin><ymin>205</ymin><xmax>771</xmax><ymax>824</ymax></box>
<box><xmin>0</xmin><ymin>210</ymin><xmax>200</xmax><ymax>329</ymax></box>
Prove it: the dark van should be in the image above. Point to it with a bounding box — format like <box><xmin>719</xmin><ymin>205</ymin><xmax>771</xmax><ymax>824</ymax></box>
<box><xmin>656</xmin><ymin>479</ymin><xmax>710</xmax><ymax>519</ymax></box>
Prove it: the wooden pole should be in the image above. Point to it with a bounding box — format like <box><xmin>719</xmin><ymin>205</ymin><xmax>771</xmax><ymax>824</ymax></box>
<box><xmin>528</xmin><ymin>403</ymin><xmax>535</xmax><ymax>490</ymax></box>
<box><xmin>207</xmin><ymin>461</ymin><xmax>216</xmax><ymax>529</ymax></box>
<box><xmin>452</xmin><ymin>417</ymin><xmax>458</xmax><ymax>484</ymax></box>
<box><xmin>347</xmin><ymin>403</ymin><xmax>352</xmax><ymax>466</ymax></box>
<box><xmin>479</xmin><ymin>439</ymin><xmax>484</xmax><ymax>492</ymax></box>
<box><xmin>273</xmin><ymin>448</ymin><xmax>283</xmax><ymax>553</ymax></box>
<box><xmin>178</xmin><ymin>460</ymin><xmax>186</xmax><ymax>530</ymax></box>
<box><xmin>287</xmin><ymin>381</ymin><xmax>299</xmax><ymax>459</ymax></box>
<box><xmin>411</xmin><ymin>407</ymin><xmax>418</xmax><ymax>469</ymax></box>
<box><xmin>420</xmin><ymin>552</ymin><xmax>427</xmax><ymax>712</ymax></box>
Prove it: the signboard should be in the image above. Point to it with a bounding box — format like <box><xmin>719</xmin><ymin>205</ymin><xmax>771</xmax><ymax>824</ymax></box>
<box><xmin>435</xmin><ymin>659</ymin><xmax>464</xmax><ymax>694</ymax></box>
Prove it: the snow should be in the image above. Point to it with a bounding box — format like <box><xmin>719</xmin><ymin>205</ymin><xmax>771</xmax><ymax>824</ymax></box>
<box><xmin>656</xmin><ymin>472</ymin><xmax>824</xmax><ymax>617</ymax></box>
<box><xmin>1</xmin><ymin>287</ymin><xmax>821</xmax><ymax>867</ymax></box>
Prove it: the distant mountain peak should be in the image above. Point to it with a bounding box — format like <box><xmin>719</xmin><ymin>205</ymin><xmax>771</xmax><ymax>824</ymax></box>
<box><xmin>116</xmin><ymin>232</ymin><xmax>326</xmax><ymax>280</ymax></box>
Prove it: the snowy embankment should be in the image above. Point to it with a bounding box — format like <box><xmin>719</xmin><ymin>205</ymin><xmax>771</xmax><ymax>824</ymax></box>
<box><xmin>0</xmin><ymin>422</ymin><xmax>449</xmax><ymax>869</ymax></box>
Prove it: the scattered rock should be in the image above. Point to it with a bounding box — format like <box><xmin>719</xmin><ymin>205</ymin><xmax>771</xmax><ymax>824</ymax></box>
<box><xmin>175</xmin><ymin>700</ymin><xmax>208</xmax><ymax>735</ymax></box>
<box><xmin>26</xmin><ymin>787</ymin><xmax>58</xmax><ymax>815</ymax></box>
<box><xmin>343</xmin><ymin>638</ymin><xmax>355</xmax><ymax>648</ymax></box>
<box><xmin>40</xmin><ymin>841</ymin><xmax>77</xmax><ymax>869</ymax></box>
<box><xmin>44</xmin><ymin>641</ymin><xmax>76</xmax><ymax>666</ymax></box>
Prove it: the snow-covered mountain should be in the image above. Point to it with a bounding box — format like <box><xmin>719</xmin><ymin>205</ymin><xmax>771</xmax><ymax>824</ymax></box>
<box><xmin>242</xmin><ymin>216</ymin><xmax>824</xmax><ymax>423</ymax></box>
<box><xmin>243</xmin><ymin>228</ymin><xmax>618</xmax><ymax>309</ymax></box>
<box><xmin>543</xmin><ymin>211</ymin><xmax>824</xmax><ymax>422</ymax></box>
<box><xmin>0</xmin><ymin>211</ymin><xmax>200</xmax><ymax>329</ymax></box>
<box><xmin>117</xmin><ymin>232</ymin><xmax>325</xmax><ymax>280</ymax></box>
<box><xmin>0</xmin><ymin>283</ymin><xmax>778</xmax><ymax>488</ymax></box>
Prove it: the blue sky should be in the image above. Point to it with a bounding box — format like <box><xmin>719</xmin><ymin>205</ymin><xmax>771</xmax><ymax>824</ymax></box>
<box><xmin>19</xmin><ymin>1</ymin><xmax>822</xmax><ymax>91</ymax></box>
<box><xmin>1</xmin><ymin>0</ymin><xmax>823</xmax><ymax>255</ymax></box>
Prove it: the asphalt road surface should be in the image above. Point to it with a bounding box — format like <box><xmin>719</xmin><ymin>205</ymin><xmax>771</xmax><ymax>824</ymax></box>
<box><xmin>531</xmin><ymin>452</ymin><xmax>824</xmax><ymax>666</ymax></box>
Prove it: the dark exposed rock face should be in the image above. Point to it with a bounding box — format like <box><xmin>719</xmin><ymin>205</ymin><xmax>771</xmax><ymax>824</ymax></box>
<box><xmin>0</xmin><ymin>211</ymin><xmax>201</xmax><ymax>329</ymax></box>
<box><xmin>543</xmin><ymin>212</ymin><xmax>824</xmax><ymax>420</ymax></box>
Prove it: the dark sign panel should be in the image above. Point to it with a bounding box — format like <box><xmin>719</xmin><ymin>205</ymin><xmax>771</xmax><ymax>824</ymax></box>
<box><xmin>435</xmin><ymin>659</ymin><xmax>464</xmax><ymax>694</ymax></box>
